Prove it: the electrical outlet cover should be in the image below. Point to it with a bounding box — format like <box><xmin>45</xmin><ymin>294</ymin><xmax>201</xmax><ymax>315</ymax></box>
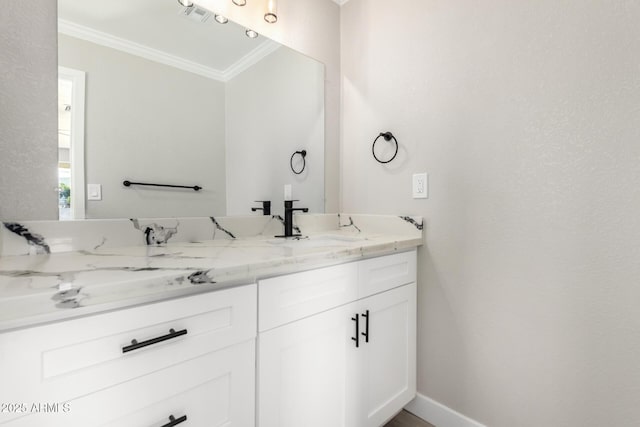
<box><xmin>412</xmin><ymin>173</ymin><xmax>428</xmax><ymax>199</ymax></box>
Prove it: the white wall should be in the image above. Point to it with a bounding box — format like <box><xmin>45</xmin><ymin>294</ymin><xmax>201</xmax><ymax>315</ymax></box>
<box><xmin>59</xmin><ymin>34</ymin><xmax>227</xmax><ymax>218</ymax></box>
<box><xmin>0</xmin><ymin>0</ymin><xmax>58</xmax><ymax>220</ymax></box>
<box><xmin>341</xmin><ymin>1</ymin><xmax>640</xmax><ymax>426</ymax></box>
<box><xmin>198</xmin><ymin>0</ymin><xmax>341</xmax><ymax>213</ymax></box>
<box><xmin>226</xmin><ymin>47</ymin><xmax>325</xmax><ymax>216</ymax></box>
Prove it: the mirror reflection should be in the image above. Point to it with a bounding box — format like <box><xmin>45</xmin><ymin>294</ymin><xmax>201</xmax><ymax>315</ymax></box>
<box><xmin>57</xmin><ymin>0</ymin><xmax>325</xmax><ymax>220</ymax></box>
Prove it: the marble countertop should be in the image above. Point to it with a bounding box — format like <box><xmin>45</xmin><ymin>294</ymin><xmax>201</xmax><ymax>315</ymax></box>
<box><xmin>0</xmin><ymin>214</ymin><xmax>423</xmax><ymax>332</ymax></box>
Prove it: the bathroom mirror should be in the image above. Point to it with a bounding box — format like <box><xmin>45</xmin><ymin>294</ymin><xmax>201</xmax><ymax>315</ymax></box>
<box><xmin>57</xmin><ymin>0</ymin><xmax>325</xmax><ymax>220</ymax></box>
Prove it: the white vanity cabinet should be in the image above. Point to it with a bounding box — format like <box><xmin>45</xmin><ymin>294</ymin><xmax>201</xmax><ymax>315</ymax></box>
<box><xmin>0</xmin><ymin>284</ymin><xmax>257</xmax><ymax>427</ymax></box>
<box><xmin>0</xmin><ymin>248</ymin><xmax>418</xmax><ymax>427</ymax></box>
<box><xmin>257</xmin><ymin>250</ymin><xmax>417</xmax><ymax>427</ymax></box>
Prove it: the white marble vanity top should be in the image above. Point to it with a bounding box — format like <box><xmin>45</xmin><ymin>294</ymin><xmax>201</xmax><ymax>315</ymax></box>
<box><xmin>0</xmin><ymin>214</ymin><xmax>422</xmax><ymax>332</ymax></box>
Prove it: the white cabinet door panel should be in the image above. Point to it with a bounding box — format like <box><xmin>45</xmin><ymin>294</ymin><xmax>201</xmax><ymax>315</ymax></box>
<box><xmin>4</xmin><ymin>340</ymin><xmax>255</xmax><ymax>427</ymax></box>
<box><xmin>0</xmin><ymin>284</ymin><xmax>256</xmax><ymax>408</ymax></box>
<box><xmin>357</xmin><ymin>283</ymin><xmax>417</xmax><ymax>427</ymax></box>
<box><xmin>258</xmin><ymin>302</ymin><xmax>360</xmax><ymax>427</ymax></box>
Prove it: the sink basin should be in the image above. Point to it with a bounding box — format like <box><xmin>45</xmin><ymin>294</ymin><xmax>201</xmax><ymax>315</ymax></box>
<box><xmin>267</xmin><ymin>234</ymin><xmax>365</xmax><ymax>248</ymax></box>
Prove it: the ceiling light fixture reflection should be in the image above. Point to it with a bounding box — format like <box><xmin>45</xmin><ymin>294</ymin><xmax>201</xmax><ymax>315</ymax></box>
<box><xmin>264</xmin><ymin>0</ymin><xmax>277</xmax><ymax>23</ymax></box>
<box><xmin>214</xmin><ymin>14</ymin><xmax>229</xmax><ymax>24</ymax></box>
<box><xmin>177</xmin><ymin>0</ymin><xmax>194</xmax><ymax>7</ymax></box>
<box><xmin>245</xmin><ymin>29</ymin><xmax>259</xmax><ymax>38</ymax></box>
<box><xmin>233</xmin><ymin>0</ymin><xmax>247</xmax><ymax>6</ymax></box>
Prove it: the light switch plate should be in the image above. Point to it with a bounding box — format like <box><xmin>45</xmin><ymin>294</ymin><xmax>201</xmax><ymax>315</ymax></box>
<box><xmin>87</xmin><ymin>184</ymin><xmax>102</xmax><ymax>201</ymax></box>
<box><xmin>412</xmin><ymin>173</ymin><xmax>428</xmax><ymax>199</ymax></box>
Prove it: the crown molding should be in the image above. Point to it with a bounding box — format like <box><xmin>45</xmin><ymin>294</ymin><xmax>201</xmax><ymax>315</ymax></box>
<box><xmin>58</xmin><ymin>20</ymin><xmax>225</xmax><ymax>81</ymax></box>
<box><xmin>223</xmin><ymin>40</ymin><xmax>281</xmax><ymax>80</ymax></box>
<box><xmin>58</xmin><ymin>20</ymin><xmax>279</xmax><ymax>82</ymax></box>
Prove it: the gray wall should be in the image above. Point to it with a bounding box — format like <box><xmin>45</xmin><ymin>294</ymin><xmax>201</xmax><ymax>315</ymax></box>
<box><xmin>226</xmin><ymin>47</ymin><xmax>325</xmax><ymax>216</ymax></box>
<box><xmin>341</xmin><ymin>1</ymin><xmax>640</xmax><ymax>426</ymax></box>
<box><xmin>59</xmin><ymin>34</ymin><xmax>227</xmax><ymax>218</ymax></box>
<box><xmin>0</xmin><ymin>0</ymin><xmax>58</xmax><ymax>220</ymax></box>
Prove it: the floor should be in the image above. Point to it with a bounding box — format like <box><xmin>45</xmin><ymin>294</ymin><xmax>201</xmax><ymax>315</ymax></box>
<box><xmin>385</xmin><ymin>410</ymin><xmax>435</xmax><ymax>427</ymax></box>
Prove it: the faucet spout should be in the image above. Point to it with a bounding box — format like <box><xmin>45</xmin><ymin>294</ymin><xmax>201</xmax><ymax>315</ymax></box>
<box><xmin>275</xmin><ymin>200</ymin><xmax>307</xmax><ymax>238</ymax></box>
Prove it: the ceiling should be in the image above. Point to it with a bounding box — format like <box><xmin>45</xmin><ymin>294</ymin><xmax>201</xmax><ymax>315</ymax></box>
<box><xmin>58</xmin><ymin>0</ymin><xmax>272</xmax><ymax>72</ymax></box>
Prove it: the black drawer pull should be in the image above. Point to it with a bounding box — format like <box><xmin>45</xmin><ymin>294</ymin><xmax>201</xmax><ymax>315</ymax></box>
<box><xmin>351</xmin><ymin>313</ymin><xmax>360</xmax><ymax>348</ymax></box>
<box><xmin>161</xmin><ymin>414</ymin><xmax>187</xmax><ymax>427</ymax></box>
<box><xmin>122</xmin><ymin>328</ymin><xmax>188</xmax><ymax>353</ymax></box>
<box><xmin>361</xmin><ymin>310</ymin><xmax>369</xmax><ymax>343</ymax></box>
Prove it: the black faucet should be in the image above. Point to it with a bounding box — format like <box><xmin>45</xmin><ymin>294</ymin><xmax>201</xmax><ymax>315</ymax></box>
<box><xmin>251</xmin><ymin>200</ymin><xmax>271</xmax><ymax>215</ymax></box>
<box><xmin>276</xmin><ymin>200</ymin><xmax>308</xmax><ymax>238</ymax></box>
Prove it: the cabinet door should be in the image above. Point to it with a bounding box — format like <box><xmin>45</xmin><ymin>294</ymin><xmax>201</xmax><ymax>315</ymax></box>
<box><xmin>258</xmin><ymin>302</ymin><xmax>360</xmax><ymax>427</ymax></box>
<box><xmin>97</xmin><ymin>340</ymin><xmax>255</xmax><ymax>427</ymax></box>
<box><xmin>356</xmin><ymin>283</ymin><xmax>417</xmax><ymax>427</ymax></box>
<box><xmin>3</xmin><ymin>340</ymin><xmax>255</xmax><ymax>427</ymax></box>
<box><xmin>0</xmin><ymin>284</ymin><xmax>256</xmax><ymax>410</ymax></box>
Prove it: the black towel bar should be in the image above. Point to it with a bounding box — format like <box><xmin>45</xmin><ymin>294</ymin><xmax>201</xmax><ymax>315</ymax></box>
<box><xmin>123</xmin><ymin>180</ymin><xmax>202</xmax><ymax>191</ymax></box>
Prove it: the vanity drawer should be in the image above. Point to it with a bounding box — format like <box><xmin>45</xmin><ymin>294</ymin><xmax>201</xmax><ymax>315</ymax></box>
<box><xmin>0</xmin><ymin>284</ymin><xmax>256</xmax><ymax>408</ymax></box>
<box><xmin>3</xmin><ymin>339</ymin><xmax>255</xmax><ymax>427</ymax></box>
<box><xmin>259</xmin><ymin>263</ymin><xmax>358</xmax><ymax>331</ymax></box>
<box><xmin>358</xmin><ymin>250</ymin><xmax>416</xmax><ymax>298</ymax></box>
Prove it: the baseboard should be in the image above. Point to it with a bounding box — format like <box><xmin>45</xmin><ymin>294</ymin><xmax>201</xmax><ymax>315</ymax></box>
<box><xmin>404</xmin><ymin>393</ymin><xmax>486</xmax><ymax>427</ymax></box>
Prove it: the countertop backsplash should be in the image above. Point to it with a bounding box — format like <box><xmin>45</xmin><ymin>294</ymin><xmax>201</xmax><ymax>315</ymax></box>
<box><xmin>0</xmin><ymin>214</ymin><xmax>423</xmax><ymax>257</ymax></box>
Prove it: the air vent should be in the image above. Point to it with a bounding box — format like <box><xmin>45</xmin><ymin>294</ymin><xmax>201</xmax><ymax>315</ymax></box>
<box><xmin>179</xmin><ymin>5</ymin><xmax>211</xmax><ymax>23</ymax></box>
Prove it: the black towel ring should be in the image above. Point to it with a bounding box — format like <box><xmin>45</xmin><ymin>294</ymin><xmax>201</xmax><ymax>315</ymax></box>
<box><xmin>290</xmin><ymin>150</ymin><xmax>307</xmax><ymax>174</ymax></box>
<box><xmin>372</xmin><ymin>132</ymin><xmax>398</xmax><ymax>164</ymax></box>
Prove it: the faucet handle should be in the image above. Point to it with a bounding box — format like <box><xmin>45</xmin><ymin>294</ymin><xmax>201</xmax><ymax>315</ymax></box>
<box><xmin>251</xmin><ymin>200</ymin><xmax>271</xmax><ymax>215</ymax></box>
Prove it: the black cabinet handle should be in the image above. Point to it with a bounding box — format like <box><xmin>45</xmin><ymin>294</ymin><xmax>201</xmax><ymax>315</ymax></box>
<box><xmin>351</xmin><ymin>314</ymin><xmax>360</xmax><ymax>348</ymax></box>
<box><xmin>122</xmin><ymin>328</ymin><xmax>188</xmax><ymax>353</ymax></box>
<box><xmin>160</xmin><ymin>415</ymin><xmax>187</xmax><ymax>427</ymax></box>
<box><xmin>361</xmin><ymin>310</ymin><xmax>369</xmax><ymax>343</ymax></box>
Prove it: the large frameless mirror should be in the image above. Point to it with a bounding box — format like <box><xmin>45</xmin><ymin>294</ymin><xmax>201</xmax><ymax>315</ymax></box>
<box><xmin>56</xmin><ymin>0</ymin><xmax>325</xmax><ymax>219</ymax></box>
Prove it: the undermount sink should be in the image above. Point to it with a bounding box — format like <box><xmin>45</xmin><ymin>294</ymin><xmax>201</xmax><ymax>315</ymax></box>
<box><xmin>267</xmin><ymin>234</ymin><xmax>366</xmax><ymax>248</ymax></box>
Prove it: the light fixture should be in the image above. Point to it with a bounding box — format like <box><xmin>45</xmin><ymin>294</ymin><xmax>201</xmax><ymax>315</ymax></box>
<box><xmin>233</xmin><ymin>0</ymin><xmax>247</xmax><ymax>6</ymax></box>
<box><xmin>245</xmin><ymin>28</ymin><xmax>259</xmax><ymax>38</ymax></box>
<box><xmin>264</xmin><ymin>0</ymin><xmax>277</xmax><ymax>23</ymax></box>
<box><xmin>214</xmin><ymin>14</ymin><xmax>228</xmax><ymax>24</ymax></box>
<box><xmin>177</xmin><ymin>0</ymin><xmax>194</xmax><ymax>7</ymax></box>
